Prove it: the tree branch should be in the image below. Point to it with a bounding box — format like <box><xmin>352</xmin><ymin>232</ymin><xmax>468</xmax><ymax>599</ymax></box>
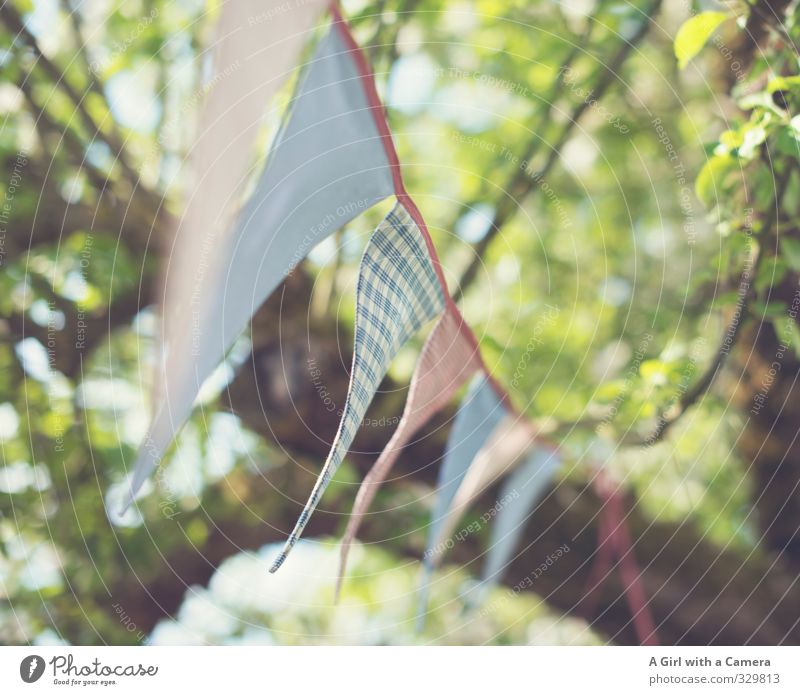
<box><xmin>0</xmin><ymin>2</ymin><xmax>145</xmax><ymax>195</ymax></box>
<box><xmin>453</xmin><ymin>0</ymin><xmax>663</xmax><ymax>300</ymax></box>
<box><xmin>635</xmin><ymin>156</ymin><xmax>794</xmax><ymax>446</ymax></box>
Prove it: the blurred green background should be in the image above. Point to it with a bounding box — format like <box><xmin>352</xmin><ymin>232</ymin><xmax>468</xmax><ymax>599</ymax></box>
<box><xmin>2</xmin><ymin>0</ymin><xmax>800</xmax><ymax>645</ymax></box>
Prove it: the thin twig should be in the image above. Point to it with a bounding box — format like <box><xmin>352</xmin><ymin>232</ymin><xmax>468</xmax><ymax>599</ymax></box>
<box><xmin>17</xmin><ymin>73</ymin><xmax>112</xmax><ymax>193</ymax></box>
<box><xmin>60</xmin><ymin>0</ymin><xmax>94</xmax><ymax>77</ymax></box>
<box><xmin>0</xmin><ymin>3</ymin><xmax>142</xmax><ymax>191</ymax></box>
<box><xmin>453</xmin><ymin>0</ymin><xmax>664</xmax><ymax>301</ymax></box>
<box><xmin>369</xmin><ymin>0</ymin><xmax>423</xmax><ymax>66</ymax></box>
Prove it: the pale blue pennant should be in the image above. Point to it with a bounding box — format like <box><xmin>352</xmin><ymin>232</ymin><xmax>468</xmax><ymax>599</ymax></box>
<box><xmin>123</xmin><ymin>24</ymin><xmax>396</xmax><ymax>511</ymax></box>
<box><xmin>481</xmin><ymin>447</ymin><xmax>561</xmax><ymax>588</ymax></box>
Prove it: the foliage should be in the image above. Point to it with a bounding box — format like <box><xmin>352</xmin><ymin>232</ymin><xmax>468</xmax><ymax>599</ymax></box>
<box><xmin>1</xmin><ymin>0</ymin><xmax>800</xmax><ymax>645</ymax></box>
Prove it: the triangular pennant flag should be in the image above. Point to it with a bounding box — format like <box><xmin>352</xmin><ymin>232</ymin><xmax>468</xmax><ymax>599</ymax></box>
<box><xmin>423</xmin><ymin>375</ymin><xmax>508</xmax><ymax>566</ymax></box>
<box><xmin>582</xmin><ymin>470</ymin><xmax>659</xmax><ymax>646</ymax></box>
<box><xmin>123</xmin><ymin>22</ymin><xmax>397</xmax><ymax>510</ymax></box>
<box><xmin>417</xmin><ymin>372</ymin><xmax>508</xmax><ymax>628</ymax></box>
<box><xmin>269</xmin><ymin>202</ymin><xmax>446</xmax><ymax>571</ymax></box>
<box><xmin>435</xmin><ymin>415</ymin><xmax>538</xmax><ymax>548</ymax></box>
<box><xmin>336</xmin><ymin>304</ymin><xmax>483</xmax><ymax>597</ymax></box>
<box><xmin>481</xmin><ymin>447</ymin><xmax>561</xmax><ymax>587</ymax></box>
<box><xmin>165</xmin><ymin>0</ymin><xmax>328</xmax><ymax>388</ymax></box>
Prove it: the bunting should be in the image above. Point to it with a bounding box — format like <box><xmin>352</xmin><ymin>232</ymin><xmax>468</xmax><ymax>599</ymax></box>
<box><xmin>118</xmin><ymin>2</ymin><xmax>657</xmax><ymax>644</ymax></box>
<box><xmin>124</xmin><ymin>19</ymin><xmax>396</xmax><ymax>509</ymax></box>
<box><xmin>336</xmin><ymin>304</ymin><xmax>482</xmax><ymax>596</ymax></box>
<box><xmin>269</xmin><ymin>202</ymin><xmax>446</xmax><ymax>572</ymax></box>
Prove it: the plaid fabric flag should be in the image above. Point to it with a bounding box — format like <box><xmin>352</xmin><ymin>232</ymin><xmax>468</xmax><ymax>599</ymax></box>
<box><xmin>269</xmin><ymin>201</ymin><xmax>446</xmax><ymax>572</ymax></box>
<box><xmin>416</xmin><ymin>372</ymin><xmax>508</xmax><ymax>627</ymax></box>
<box><xmin>336</xmin><ymin>304</ymin><xmax>483</xmax><ymax>596</ymax></box>
<box><xmin>123</xmin><ymin>23</ymin><xmax>396</xmax><ymax>510</ymax></box>
<box><xmin>481</xmin><ymin>447</ymin><xmax>561</xmax><ymax>588</ymax></box>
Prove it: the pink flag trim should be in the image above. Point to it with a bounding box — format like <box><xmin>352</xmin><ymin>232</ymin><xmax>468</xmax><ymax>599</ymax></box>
<box><xmin>336</xmin><ymin>303</ymin><xmax>482</xmax><ymax>596</ymax></box>
<box><xmin>583</xmin><ymin>469</ymin><xmax>659</xmax><ymax>646</ymax></box>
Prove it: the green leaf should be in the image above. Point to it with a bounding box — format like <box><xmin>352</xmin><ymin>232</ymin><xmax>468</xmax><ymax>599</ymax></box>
<box><xmin>755</xmin><ymin>256</ymin><xmax>788</xmax><ymax>294</ymax></box>
<box><xmin>784</xmin><ymin>320</ymin><xmax>800</xmax><ymax>360</ymax></box>
<box><xmin>640</xmin><ymin>359</ymin><xmax>668</xmax><ymax>384</ymax></box>
<box><xmin>775</xmin><ymin>128</ymin><xmax>800</xmax><ymax>158</ymax></box>
<box><xmin>780</xmin><ymin>237</ymin><xmax>800</xmax><ymax>272</ymax></box>
<box><xmin>752</xmin><ymin>300</ymin><xmax>788</xmax><ymax>319</ymax></box>
<box><xmin>674</xmin><ymin>12</ymin><xmax>729</xmax><ymax>69</ymax></box>
<box><xmin>13</xmin><ymin>0</ymin><xmax>35</xmax><ymax>14</ymax></box>
<box><xmin>767</xmin><ymin>76</ymin><xmax>800</xmax><ymax>93</ymax></box>
<box><xmin>695</xmin><ymin>154</ymin><xmax>736</xmax><ymax>207</ymax></box>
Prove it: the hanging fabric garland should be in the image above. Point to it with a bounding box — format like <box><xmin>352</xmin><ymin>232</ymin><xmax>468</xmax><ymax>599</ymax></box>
<box><xmin>269</xmin><ymin>202</ymin><xmax>446</xmax><ymax>571</ymax></box>
<box><xmin>336</xmin><ymin>304</ymin><xmax>483</xmax><ymax>597</ymax></box>
<box><xmin>115</xmin><ymin>0</ymin><xmax>658</xmax><ymax>645</ymax></box>
<box><xmin>123</xmin><ymin>16</ymin><xmax>397</xmax><ymax>510</ymax></box>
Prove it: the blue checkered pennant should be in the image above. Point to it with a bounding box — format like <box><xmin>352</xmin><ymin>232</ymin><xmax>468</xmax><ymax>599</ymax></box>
<box><xmin>270</xmin><ymin>201</ymin><xmax>446</xmax><ymax>571</ymax></box>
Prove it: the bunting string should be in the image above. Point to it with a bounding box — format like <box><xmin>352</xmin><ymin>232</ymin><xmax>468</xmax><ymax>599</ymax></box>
<box><xmin>123</xmin><ymin>0</ymin><xmax>658</xmax><ymax>645</ymax></box>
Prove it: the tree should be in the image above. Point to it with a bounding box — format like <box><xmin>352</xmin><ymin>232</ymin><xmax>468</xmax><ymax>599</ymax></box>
<box><xmin>1</xmin><ymin>0</ymin><xmax>799</xmax><ymax>645</ymax></box>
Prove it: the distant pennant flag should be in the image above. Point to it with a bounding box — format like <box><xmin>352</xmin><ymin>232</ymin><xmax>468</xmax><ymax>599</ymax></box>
<box><xmin>582</xmin><ymin>469</ymin><xmax>659</xmax><ymax>646</ymax></box>
<box><xmin>417</xmin><ymin>373</ymin><xmax>509</xmax><ymax>627</ymax></box>
<box><xmin>336</xmin><ymin>304</ymin><xmax>483</xmax><ymax>596</ymax></box>
<box><xmin>269</xmin><ymin>202</ymin><xmax>446</xmax><ymax>572</ymax></box>
<box><xmin>123</xmin><ymin>18</ymin><xmax>397</xmax><ymax>510</ymax></box>
<box><xmin>434</xmin><ymin>415</ymin><xmax>538</xmax><ymax>547</ymax></box>
<box><xmin>481</xmin><ymin>447</ymin><xmax>561</xmax><ymax>588</ymax></box>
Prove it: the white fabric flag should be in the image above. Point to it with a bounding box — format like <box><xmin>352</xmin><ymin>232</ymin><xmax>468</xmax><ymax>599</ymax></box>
<box><xmin>124</xmin><ymin>22</ymin><xmax>396</xmax><ymax>510</ymax></box>
<box><xmin>168</xmin><ymin>0</ymin><xmax>329</xmax><ymax>361</ymax></box>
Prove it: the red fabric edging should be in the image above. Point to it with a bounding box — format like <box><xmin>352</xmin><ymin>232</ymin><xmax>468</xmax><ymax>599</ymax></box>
<box><xmin>330</xmin><ymin>4</ymin><xmax>516</xmax><ymax>412</ymax></box>
<box><xmin>587</xmin><ymin>470</ymin><xmax>660</xmax><ymax>646</ymax></box>
<box><xmin>329</xmin><ymin>5</ymin><xmax>656</xmax><ymax>645</ymax></box>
